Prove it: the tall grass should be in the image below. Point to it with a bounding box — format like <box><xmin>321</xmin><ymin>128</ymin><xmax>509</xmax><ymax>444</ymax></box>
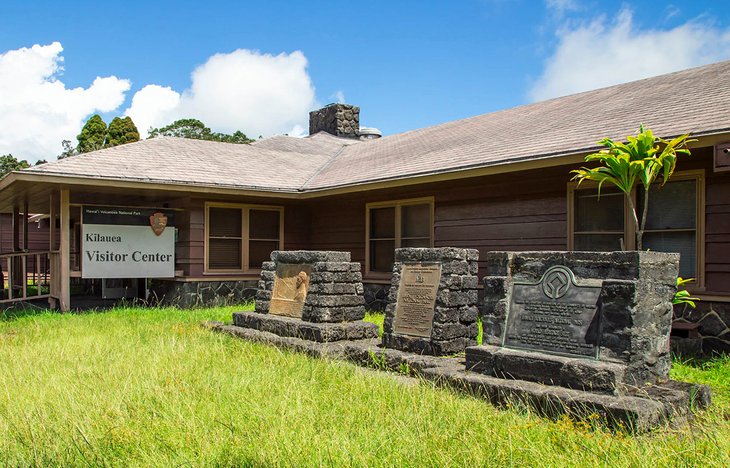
<box><xmin>0</xmin><ymin>305</ymin><xmax>728</xmax><ymax>466</ymax></box>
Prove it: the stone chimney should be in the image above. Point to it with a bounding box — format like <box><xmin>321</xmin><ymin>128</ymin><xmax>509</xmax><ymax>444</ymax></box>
<box><xmin>309</xmin><ymin>104</ymin><xmax>360</xmax><ymax>138</ymax></box>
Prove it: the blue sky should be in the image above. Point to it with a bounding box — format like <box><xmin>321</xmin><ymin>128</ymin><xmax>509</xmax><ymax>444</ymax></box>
<box><xmin>1</xmin><ymin>0</ymin><xmax>729</xmax><ymax>162</ymax></box>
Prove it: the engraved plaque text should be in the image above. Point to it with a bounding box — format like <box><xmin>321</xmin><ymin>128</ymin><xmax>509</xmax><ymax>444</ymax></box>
<box><xmin>503</xmin><ymin>266</ymin><xmax>602</xmax><ymax>358</ymax></box>
<box><xmin>393</xmin><ymin>263</ymin><xmax>442</xmax><ymax>338</ymax></box>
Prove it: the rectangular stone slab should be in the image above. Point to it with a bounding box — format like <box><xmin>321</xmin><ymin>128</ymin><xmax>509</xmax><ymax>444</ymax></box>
<box><xmin>393</xmin><ymin>263</ymin><xmax>442</xmax><ymax>337</ymax></box>
<box><xmin>270</xmin><ymin>264</ymin><xmax>312</xmax><ymax>318</ymax></box>
<box><xmin>503</xmin><ymin>265</ymin><xmax>602</xmax><ymax>358</ymax></box>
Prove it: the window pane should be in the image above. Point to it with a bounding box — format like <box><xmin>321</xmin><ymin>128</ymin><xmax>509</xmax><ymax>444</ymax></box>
<box><xmin>209</xmin><ymin>238</ymin><xmax>241</xmax><ymax>269</ymax></box>
<box><xmin>249</xmin><ymin>209</ymin><xmax>280</xmax><ymax>239</ymax></box>
<box><xmin>643</xmin><ymin>231</ymin><xmax>696</xmax><ymax>277</ymax></box>
<box><xmin>574</xmin><ymin>234</ymin><xmax>624</xmax><ymax>252</ymax></box>
<box><xmin>402</xmin><ymin>238</ymin><xmax>430</xmax><ymax>248</ymax></box>
<box><xmin>370</xmin><ymin>240</ymin><xmax>395</xmax><ymax>272</ymax></box>
<box><xmin>249</xmin><ymin>240</ymin><xmax>279</xmax><ymax>269</ymax></box>
<box><xmin>402</xmin><ymin>204</ymin><xmax>431</xmax><ymax>238</ymax></box>
<box><xmin>370</xmin><ymin>207</ymin><xmax>395</xmax><ymax>238</ymax></box>
<box><xmin>639</xmin><ymin>180</ymin><xmax>696</xmax><ymax>230</ymax></box>
<box><xmin>575</xmin><ymin>190</ymin><xmax>624</xmax><ymax>232</ymax></box>
<box><xmin>209</xmin><ymin>208</ymin><xmax>242</xmax><ymax>237</ymax></box>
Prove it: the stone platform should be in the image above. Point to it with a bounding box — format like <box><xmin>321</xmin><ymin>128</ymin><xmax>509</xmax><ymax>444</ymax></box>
<box><xmin>466</xmin><ymin>344</ymin><xmax>628</xmax><ymax>393</ymax></box>
<box><xmin>233</xmin><ymin>311</ymin><xmax>378</xmax><ymax>343</ymax></box>
<box><xmin>207</xmin><ymin>321</ymin><xmax>711</xmax><ymax>432</ymax></box>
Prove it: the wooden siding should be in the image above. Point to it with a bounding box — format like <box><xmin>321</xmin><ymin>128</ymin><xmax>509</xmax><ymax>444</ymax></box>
<box><xmin>144</xmin><ymin>145</ymin><xmax>730</xmax><ymax>297</ymax></box>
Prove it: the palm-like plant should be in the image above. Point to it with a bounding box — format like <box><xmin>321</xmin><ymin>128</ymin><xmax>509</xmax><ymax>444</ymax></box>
<box><xmin>571</xmin><ymin>125</ymin><xmax>694</xmax><ymax>250</ymax></box>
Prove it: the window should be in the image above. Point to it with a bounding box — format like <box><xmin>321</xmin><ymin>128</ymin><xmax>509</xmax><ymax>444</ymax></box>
<box><xmin>206</xmin><ymin>203</ymin><xmax>283</xmax><ymax>272</ymax></box>
<box><xmin>569</xmin><ymin>170</ymin><xmax>704</xmax><ymax>284</ymax></box>
<box><xmin>366</xmin><ymin>198</ymin><xmax>434</xmax><ymax>274</ymax></box>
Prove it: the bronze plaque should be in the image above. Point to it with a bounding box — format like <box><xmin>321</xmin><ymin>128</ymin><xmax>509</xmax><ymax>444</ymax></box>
<box><xmin>269</xmin><ymin>264</ymin><xmax>312</xmax><ymax>318</ymax></box>
<box><xmin>503</xmin><ymin>265</ymin><xmax>602</xmax><ymax>359</ymax></box>
<box><xmin>393</xmin><ymin>263</ymin><xmax>442</xmax><ymax>338</ymax></box>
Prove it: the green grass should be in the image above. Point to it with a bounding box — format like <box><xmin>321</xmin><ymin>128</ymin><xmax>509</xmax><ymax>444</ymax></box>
<box><xmin>0</xmin><ymin>305</ymin><xmax>728</xmax><ymax>466</ymax></box>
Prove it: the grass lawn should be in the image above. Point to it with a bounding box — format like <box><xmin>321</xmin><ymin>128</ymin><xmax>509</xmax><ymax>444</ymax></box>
<box><xmin>0</xmin><ymin>305</ymin><xmax>728</xmax><ymax>466</ymax></box>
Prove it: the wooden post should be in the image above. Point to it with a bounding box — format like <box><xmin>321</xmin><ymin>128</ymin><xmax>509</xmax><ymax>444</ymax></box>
<box><xmin>23</xmin><ymin>199</ymin><xmax>28</xmax><ymax>251</ymax></box>
<box><xmin>48</xmin><ymin>192</ymin><xmax>57</xmax><ymax>309</ymax></box>
<box><xmin>49</xmin><ymin>192</ymin><xmax>56</xmax><ymax>251</ymax></box>
<box><xmin>12</xmin><ymin>205</ymin><xmax>19</xmax><ymax>252</ymax></box>
<box><xmin>59</xmin><ymin>189</ymin><xmax>70</xmax><ymax>311</ymax></box>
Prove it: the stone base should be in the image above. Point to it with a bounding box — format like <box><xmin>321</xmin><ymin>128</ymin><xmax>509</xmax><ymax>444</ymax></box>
<box><xmin>670</xmin><ymin>337</ymin><xmax>703</xmax><ymax>357</ymax></box>
<box><xmin>466</xmin><ymin>344</ymin><xmax>631</xmax><ymax>393</ymax></box>
<box><xmin>208</xmin><ymin>321</ymin><xmax>711</xmax><ymax>432</ymax></box>
<box><xmin>232</xmin><ymin>311</ymin><xmax>378</xmax><ymax>343</ymax></box>
<box><xmin>382</xmin><ymin>332</ymin><xmax>477</xmax><ymax>356</ymax></box>
<box><xmin>421</xmin><ymin>368</ymin><xmax>710</xmax><ymax>433</ymax></box>
<box><xmin>148</xmin><ymin>279</ymin><xmax>257</xmax><ymax>308</ymax></box>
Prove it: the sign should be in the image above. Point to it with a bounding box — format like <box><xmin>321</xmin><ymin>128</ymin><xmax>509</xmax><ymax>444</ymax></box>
<box><xmin>393</xmin><ymin>263</ymin><xmax>441</xmax><ymax>337</ymax></box>
<box><xmin>502</xmin><ymin>265</ymin><xmax>602</xmax><ymax>359</ymax></box>
<box><xmin>270</xmin><ymin>264</ymin><xmax>312</xmax><ymax>318</ymax></box>
<box><xmin>82</xmin><ymin>206</ymin><xmax>175</xmax><ymax>279</ymax></box>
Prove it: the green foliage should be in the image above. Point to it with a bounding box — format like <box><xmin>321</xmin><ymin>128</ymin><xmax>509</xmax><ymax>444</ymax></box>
<box><xmin>0</xmin><ymin>154</ymin><xmax>30</xmax><ymax>178</ymax></box>
<box><xmin>674</xmin><ymin>277</ymin><xmax>700</xmax><ymax>308</ymax></box>
<box><xmin>58</xmin><ymin>139</ymin><xmax>77</xmax><ymax>159</ymax></box>
<box><xmin>571</xmin><ymin>125</ymin><xmax>694</xmax><ymax>249</ymax></box>
<box><xmin>76</xmin><ymin>114</ymin><xmax>108</xmax><ymax>153</ymax></box>
<box><xmin>107</xmin><ymin>116</ymin><xmax>140</xmax><ymax>147</ymax></box>
<box><xmin>148</xmin><ymin>118</ymin><xmax>254</xmax><ymax>144</ymax></box>
<box><xmin>0</xmin><ymin>305</ymin><xmax>728</xmax><ymax>465</ymax></box>
<box><xmin>62</xmin><ymin>115</ymin><xmax>141</xmax><ymax>158</ymax></box>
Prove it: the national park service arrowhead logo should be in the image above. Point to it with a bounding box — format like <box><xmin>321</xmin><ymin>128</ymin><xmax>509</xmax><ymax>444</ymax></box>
<box><xmin>150</xmin><ymin>212</ymin><xmax>168</xmax><ymax>236</ymax></box>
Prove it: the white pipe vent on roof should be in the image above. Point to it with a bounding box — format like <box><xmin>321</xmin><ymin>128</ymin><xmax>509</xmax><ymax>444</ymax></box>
<box><xmin>359</xmin><ymin>127</ymin><xmax>382</xmax><ymax>140</ymax></box>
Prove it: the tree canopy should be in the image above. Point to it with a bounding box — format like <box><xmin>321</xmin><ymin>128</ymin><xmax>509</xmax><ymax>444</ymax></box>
<box><xmin>60</xmin><ymin>114</ymin><xmax>141</xmax><ymax>159</ymax></box>
<box><xmin>0</xmin><ymin>154</ymin><xmax>31</xmax><ymax>178</ymax></box>
<box><xmin>107</xmin><ymin>117</ymin><xmax>140</xmax><ymax>147</ymax></box>
<box><xmin>148</xmin><ymin>119</ymin><xmax>254</xmax><ymax>144</ymax></box>
<box><xmin>76</xmin><ymin>114</ymin><xmax>108</xmax><ymax>154</ymax></box>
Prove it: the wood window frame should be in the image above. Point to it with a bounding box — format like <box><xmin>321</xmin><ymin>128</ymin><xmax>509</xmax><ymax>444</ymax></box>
<box><xmin>204</xmin><ymin>202</ymin><xmax>284</xmax><ymax>274</ymax></box>
<box><xmin>365</xmin><ymin>196</ymin><xmax>435</xmax><ymax>278</ymax></box>
<box><xmin>567</xmin><ymin>169</ymin><xmax>706</xmax><ymax>290</ymax></box>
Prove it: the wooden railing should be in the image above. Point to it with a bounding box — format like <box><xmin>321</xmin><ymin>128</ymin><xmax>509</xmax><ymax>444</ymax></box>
<box><xmin>0</xmin><ymin>250</ymin><xmax>56</xmax><ymax>304</ymax></box>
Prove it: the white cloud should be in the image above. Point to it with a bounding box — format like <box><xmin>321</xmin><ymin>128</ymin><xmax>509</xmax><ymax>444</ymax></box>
<box><xmin>126</xmin><ymin>49</ymin><xmax>317</xmax><ymax>138</ymax></box>
<box><xmin>545</xmin><ymin>0</ymin><xmax>579</xmax><ymax>16</ymax></box>
<box><xmin>330</xmin><ymin>90</ymin><xmax>346</xmax><ymax>104</ymax></box>
<box><xmin>0</xmin><ymin>42</ymin><xmax>130</xmax><ymax>163</ymax></box>
<box><xmin>529</xmin><ymin>9</ymin><xmax>730</xmax><ymax>101</ymax></box>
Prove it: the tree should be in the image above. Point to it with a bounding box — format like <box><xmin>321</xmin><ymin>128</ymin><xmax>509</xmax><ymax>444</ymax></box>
<box><xmin>148</xmin><ymin>118</ymin><xmax>254</xmax><ymax>144</ymax></box>
<box><xmin>58</xmin><ymin>139</ymin><xmax>77</xmax><ymax>159</ymax></box>
<box><xmin>571</xmin><ymin>125</ymin><xmax>693</xmax><ymax>250</ymax></box>
<box><xmin>107</xmin><ymin>116</ymin><xmax>140</xmax><ymax>147</ymax></box>
<box><xmin>0</xmin><ymin>154</ymin><xmax>30</xmax><ymax>178</ymax></box>
<box><xmin>76</xmin><ymin>114</ymin><xmax>108</xmax><ymax>153</ymax></box>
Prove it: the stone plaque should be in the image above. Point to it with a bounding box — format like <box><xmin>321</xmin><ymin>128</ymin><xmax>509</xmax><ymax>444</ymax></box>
<box><xmin>270</xmin><ymin>264</ymin><xmax>312</xmax><ymax>318</ymax></box>
<box><xmin>393</xmin><ymin>263</ymin><xmax>442</xmax><ymax>337</ymax></box>
<box><xmin>503</xmin><ymin>265</ymin><xmax>602</xmax><ymax>358</ymax></box>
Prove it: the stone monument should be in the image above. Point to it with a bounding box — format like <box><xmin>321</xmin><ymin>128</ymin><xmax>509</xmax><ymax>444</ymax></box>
<box><xmin>382</xmin><ymin>248</ymin><xmax>480</xmax><ymax>355</ymax></box>
<box><xmin>232</xmin><ymin>251</ymin><xmax>378</xmax><ymax>342</ymax></box>
<box><xmin>470</xmin><ymin>251</ymin><xmax>690</xmax><ymax>391</ymax></box>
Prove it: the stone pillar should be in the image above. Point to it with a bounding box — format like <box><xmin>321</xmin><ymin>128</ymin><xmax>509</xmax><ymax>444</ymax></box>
<box><xmin>382</xmin><ymin>247</ymin><xmax>480</xmax><ymax>356</ymax></box>
<box><xmin>308</xmin><ymin>104</ymin><xmax>360</xmax><ymax>138</ymax></box>
<box><xmin>254</xmin><ymin>250</ymin><xmax>365</xmax><ymax>322</ymax></box>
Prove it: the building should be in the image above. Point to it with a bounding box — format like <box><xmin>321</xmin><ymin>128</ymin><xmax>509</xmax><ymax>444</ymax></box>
<box><xmin>1</xmin><ymin>61</ymin><xmax>729</xmax><ymax>352</ymax></box>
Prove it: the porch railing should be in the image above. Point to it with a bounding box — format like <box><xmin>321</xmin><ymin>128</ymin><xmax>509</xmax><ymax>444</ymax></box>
<box><xmin>0</xmin><ymin>250</ymin><xmax>56</xmax><ymax>304</ymax></box>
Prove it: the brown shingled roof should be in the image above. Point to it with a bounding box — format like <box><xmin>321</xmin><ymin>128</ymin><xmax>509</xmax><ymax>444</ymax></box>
<box><xmin>17</xmin><ymin>60</ymin><xmax>730</xmax><ymax>194</ymax></box>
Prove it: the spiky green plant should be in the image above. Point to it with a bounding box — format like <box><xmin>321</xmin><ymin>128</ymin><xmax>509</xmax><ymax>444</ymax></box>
<box><xmin>571</xmin><ymin>125</ymin><xmax>693</xmax><ymax>250</ymax></box>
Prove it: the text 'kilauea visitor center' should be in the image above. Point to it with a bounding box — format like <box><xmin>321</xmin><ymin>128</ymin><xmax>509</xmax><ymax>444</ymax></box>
<box><xmin>2</xmin><ymin>60</ymin><xmax>730</xmax><ymax>357</ymax></box>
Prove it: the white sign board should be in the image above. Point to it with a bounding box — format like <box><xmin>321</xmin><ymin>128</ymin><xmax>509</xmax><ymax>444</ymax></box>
<box><xmin>82</xmin><ymin>206</ymin><xmax>175</xmax><ymax>279</ymax></box>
